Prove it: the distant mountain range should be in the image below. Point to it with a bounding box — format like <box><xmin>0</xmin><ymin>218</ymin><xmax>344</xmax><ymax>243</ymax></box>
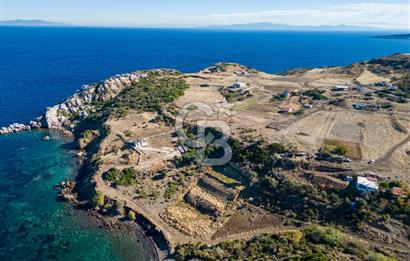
<box><xmin>1</xmin><ymin>19</ymin><xmax>68</xmax><ymax>27</ymax></box>
<box><xmin>201</xmin><ymin>22</ymin><xmax>386</xmax><ymax>31</ymax></box>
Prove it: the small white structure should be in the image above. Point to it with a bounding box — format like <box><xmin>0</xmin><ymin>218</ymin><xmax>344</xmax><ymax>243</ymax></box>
<box><xmin>388</xmin><ymin>84</ymin><xmax>398</xmax><ymax>91</ymax></box>
<box><xmin>229</xmin><ymin>80</ymin><xmax>246</xmax><ymax>90</ymax></box>
<box><xmin>281</xmin><ymin>90</ymin><xmax>291</xmax><ymax>98</ymax></box>
<box><xmin>131</xmin><ymin>139</ymin><xmax>147</xmax><ymax>149</ymax></box>
<box><xmin>356</xmin><ymin>176</ymin><xmax>378</xmax><ymax>193</ymax></box>
<box><xmin>332</xmin><ymin>85</ymin><xmax>349</xmax><ymax>91</ymax></box>
<box><xmin>278</xmin><ymin>107</ymin><xmax>293</xmax><ymax>114</ymax></box>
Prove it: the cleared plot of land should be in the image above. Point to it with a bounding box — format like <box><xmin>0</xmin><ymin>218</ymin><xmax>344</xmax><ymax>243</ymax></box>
<box><xmin>212</xmin><ymin>205</ymin><xmax>287</xmax><ymax>240</ymax></box>
<box><xmin>160</xmin><ymin>202</ymin><xmax>217</xmax><ymax>238</ymax></box>
<box><xmin>356</xmin><ymin>69</ymin><xmax>390</xmax><ymax>85</ymax></box>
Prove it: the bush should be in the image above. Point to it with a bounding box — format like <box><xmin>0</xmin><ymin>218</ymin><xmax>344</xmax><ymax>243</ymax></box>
<box><xmin>267</xmin><ymin>143</ymin><xmax>287</xmax><ymax>154</ymax></box>
<box><xmin>343</xmin><ymin>240</ymin><xmax>368</xmax><ymax>258</ymax></box>
<box><xmin>116</xmin><ymin>168</ymin><xmax>137</xmax><ymax>186</ymax></box>
<box><xmin>105</xmin><ymin>168</ymin><xmax>121</xmax><ymax>182</ymax></box>
<box><xmin>303</xmin><ymin>89</ymin><xmax>328</xmax><ymax>100</ymax></box>
<box><xmin>128</xmin><ymin>210</ymin><xmax>136</xmax><ymax>220</ymax></box>
<box><xmin>92</xmin><ymin>191</ymin><xmax>105</xmax><ymax>208</ymax></box>
<box><xmin>302</xmin><ymin>246</ymin><xmax>328</xmax><ymax>261</ymax></box>
<box><xmin>164</xmin><ymin>181</ymin><xmax>178</xmax><ymax>200</ymax></box>
<box><xmin>104</xmin><ymin>167</ymin><xmax>137</xmax><ymax>186</ymax></box>
<box><xmin>367</xmin><ymin>252</ymin><xmax>397</xmax><ymax>261</ymax></box>
<box><xmin>124</xmin><ymin>130</ymin><xmax>134</xmax><ymax>137</ymax></box>
<box><xmin>304</xmin><ymin>226</ymin><xmax>342</xmax><ymax>247</ymax></box>
<box><xmin>333</xmin><ymin>145</ymin><xmax>349</xmax><ymax>155</ymax></box>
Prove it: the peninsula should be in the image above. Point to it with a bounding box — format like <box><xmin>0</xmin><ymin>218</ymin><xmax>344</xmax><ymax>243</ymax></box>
<box><xmin>2</xmin><ymin>54</ymin><xmax>410</xmax><ymax>260</ymax></box>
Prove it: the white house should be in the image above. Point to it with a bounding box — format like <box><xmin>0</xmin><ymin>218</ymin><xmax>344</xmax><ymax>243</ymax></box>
<box><xmin>356</xmin><ymin>176</ymin><xmax>378</xmax><ymax>193</ymax></box>
<box><xmin>332</xmin><ymin>85</ymin><xmax>349</xmax><ymax>91</ymax></box>
<box><xmin>229</xmin><ymin>80</ymin><xmax>246</xmax><ymax>90</ymax></box>
<box><xmin>131</xmin><ymin>139</ymin><xmax>147</xmax><ymax>149</ymax></box>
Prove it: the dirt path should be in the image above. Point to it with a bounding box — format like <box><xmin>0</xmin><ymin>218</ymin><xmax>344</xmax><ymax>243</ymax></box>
<box><xmin>357</xmin><ymin>134</ymin><xmax>410</xmax><ymax>173</ymax></box>
<box><xmin>94</xmin><ymin>172</ymin><xmax>191</xmax><ymax>250</ymax></box>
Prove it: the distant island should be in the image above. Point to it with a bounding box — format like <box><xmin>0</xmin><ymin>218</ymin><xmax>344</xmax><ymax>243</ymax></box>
<box><xmin>1</xmin><ymin>19</ymin><xmax>68</xmax><ymax>27</ymax></box>
<box><xmin>200</xmin><ymin>22</ymin><xmax>382</xmax><ymax>31</ymax></box>
<box><xmin>373</xmin><ymin>33</ymin><xmax>410</xmax><ymax>40</ymax></box>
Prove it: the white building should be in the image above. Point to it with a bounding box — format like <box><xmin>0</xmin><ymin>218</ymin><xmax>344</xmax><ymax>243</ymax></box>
<box><xmin>131</xmin><ymin>139</ymin><xmax>147</xmax><ymax>149</ymax></box>
<box><xmin>356</xmin><ymin>176</ymin><xmax>378</xmax><ymax>193</ymax></box>
<box><xmin>229</xmin><ymin>80</ymin><xmax>246</xmax><ymax>90</ymax></box>
<box><xmin>332</xmin><ymin>85</ymin><xmax>349</xmax><ymax>91</ymax></box>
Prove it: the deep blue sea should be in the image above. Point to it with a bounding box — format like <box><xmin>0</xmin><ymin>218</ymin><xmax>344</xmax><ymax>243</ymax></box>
<box><xmin>0</xmin><ymin>26</ymin><xmax>409</xmax><ymax>260</ymax></box>
<box><xmin>1</xmin><ymin>27</ymin><xmax>409</xmax><ymax>126</ymax></box>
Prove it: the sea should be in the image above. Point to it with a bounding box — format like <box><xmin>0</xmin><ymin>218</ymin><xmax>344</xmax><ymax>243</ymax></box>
<box><xmin>0</xmin><ymin>26</ymin><xmax>409</xmax><ymax>261</ymax></box>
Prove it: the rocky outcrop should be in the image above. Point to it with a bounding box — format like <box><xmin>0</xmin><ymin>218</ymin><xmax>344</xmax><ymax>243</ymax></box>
<box><xmin>0</xmin><ymin>123</ymin><xmax>31</xmax><ymax>134</ymax></box>
<box><xmin>44</xmin><ymin>71</ymin><xmax>148</xmax><ymax>133</ymax></box>
<box><xmin>55</xmin><ymin>181</ymin><xmax>77</xmax><ymax>203</ymax></box>
<box><xmin>1</xmin><ymin>68</ymin><xmax>180</xmax><ymax>136</ymax></box>
<box><xmin>0</xmin><ymin>71</ymin><xmax>150</xmax><ymax>135</ymax></box>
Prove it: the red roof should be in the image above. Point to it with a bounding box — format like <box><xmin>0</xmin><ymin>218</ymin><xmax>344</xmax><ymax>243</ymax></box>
<box><xmin>391</xmin><ymin>187</ymin><xmax>406</xmax><ymax>197</ymax></box>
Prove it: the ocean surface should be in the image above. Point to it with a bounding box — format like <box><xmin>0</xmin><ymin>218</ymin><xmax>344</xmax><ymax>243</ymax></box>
<box><xmin>0</xmin><ymin>27</ymin><xmax>409</xmax><ymax>261</ymax></box>
<box><xmin>0</xmin><ymin>131</ymin><xmax>152</xmax><ymax>261</ymax></box>
<box><xmin>1</xmin><ymin>27</ymin><xmax>409</xmax><ymax>127</ymax></box>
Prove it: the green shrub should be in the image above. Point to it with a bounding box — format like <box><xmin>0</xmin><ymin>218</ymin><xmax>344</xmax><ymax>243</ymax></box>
<box><xmin>333</xmin><ymin>145</ymin><xmax>349</xmax><ymax>155</ymax></box>
<box><xmin>302</xmin><ymin>246</ymin><xmax>328</xmax><ymax>261</ymax></box>
<box><xmin>343</xmin><ymin>240</ymin><xmax>368</xmax><ymax>258</ymax></box>
<box><xmin>164</xmin><ymin>181</ymin><xmax>177</xmax><ymax>200</ymax></box>
<box><xmin>105</xmin><ymin>168</ymin><xmax>121</xmax><ymax>182</ymax></box>
<box><xmin>367</xmin><ymin>252</ymin><xmax>397</xmax><ymax>261</ymax></box>
<box><xmin>128</xmin><ymin>210</ymin><xmax>136</xmax><ymax>220</ymax></box>
<box><xmin>304</xmin><ymin>226</ymin><xmax>342</xmax><ymax>247</ymax></box>
<box><xmin>92</xmin><ymin>191</ymin><xmax>105</xmax><ymax>208</ymax></box>
<box><xmin>116</xmin><ymin>168</ymin><xmax>137</xmax><ymax>186</ymax></box>
<box><xmin>303</xmin><ymin>89</ymin><xmax>328</xmax><ymax>100</ymax></box>
<box><xmin>104</xmin><ymin>167</ymin><xmax>137</xmax><ymax>186</ymax></box>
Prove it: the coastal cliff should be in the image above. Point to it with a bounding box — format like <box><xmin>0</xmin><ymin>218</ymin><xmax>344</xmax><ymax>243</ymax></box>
<box><xmin>0</xmin><ymin>72</ymin><xmax>147</xmax><ymax>135</ymax></box>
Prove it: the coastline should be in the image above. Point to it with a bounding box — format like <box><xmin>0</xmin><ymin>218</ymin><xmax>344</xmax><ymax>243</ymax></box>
<box><xmin>2</xmin><ymin>53</ymin><xmax>410</xmax><ymax>260</ymax></box>
<box><xmin>54</xmin><ymin>133</ymin><xmax>168</xmax><ymax>260</ymax></box>
<box><xmin>78</xmin><ymin>209</ymin><xmax>163</xmax><ymax>261</ymax></box>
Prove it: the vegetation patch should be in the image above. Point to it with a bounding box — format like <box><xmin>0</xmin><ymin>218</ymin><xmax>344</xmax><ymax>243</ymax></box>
<box><xmin>104</xmin><ymin>167</ymin><xmax>137</xmax><ymax>186</ymax></box>
<box><xmin>303</xmin><ymin>88</ymin><xmax>328</xmax><ymax>100</ymax></box>
<box><xmin>323</xmin><ymin>139</ymin><xmax>362</xmax><ymax>160</ymax></box>
<box><xmin>175</xmin><ymin>226</ymin><xmax>392</xmax><ymax>261</ymax></box>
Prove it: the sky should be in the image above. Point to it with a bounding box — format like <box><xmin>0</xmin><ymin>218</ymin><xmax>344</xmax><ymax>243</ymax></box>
<box><xmin>1</xmin><ymin>0</ymin><xmax>409</xmax><ymax>29</ymax></box>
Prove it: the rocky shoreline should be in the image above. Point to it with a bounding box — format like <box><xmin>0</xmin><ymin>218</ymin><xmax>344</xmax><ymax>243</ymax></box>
<box><xmin>0</xmin><ymin>71</ymin><xmax>149</xmax><ymax>135</ymax></box>
<box><xmin>55</xmin><ymin>180</ymin><xmax>167</xmax><ymax>261</ymax></box>
<box><xmin>81</xmin><ymin>210</ymin><xmax>164</xmax><ymax>261</ymax></box>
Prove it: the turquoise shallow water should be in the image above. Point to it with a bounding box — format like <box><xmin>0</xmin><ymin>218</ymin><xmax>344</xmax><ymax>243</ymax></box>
<box><xmin>0</xmin><ymin>130</ymin><xmax>151</xmax><ymax>261</ymax></box>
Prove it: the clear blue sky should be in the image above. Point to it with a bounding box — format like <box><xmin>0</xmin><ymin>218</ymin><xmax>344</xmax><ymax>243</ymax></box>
<box><xmin>2</xmin><ymin>0</ymin><xmax>409</xmax><ymax>28</ymax></box>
